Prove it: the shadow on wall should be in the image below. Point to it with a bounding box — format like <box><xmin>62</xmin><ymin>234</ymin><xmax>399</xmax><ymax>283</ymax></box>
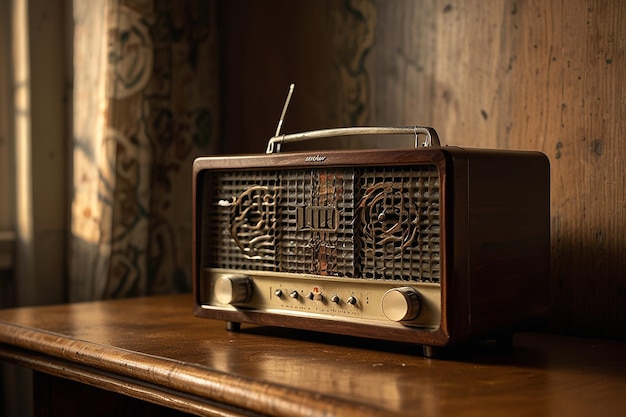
<box><xmin>550</xmin><ymin>225</ymin><xmax>626</xmax><ymax>339</ymax></box>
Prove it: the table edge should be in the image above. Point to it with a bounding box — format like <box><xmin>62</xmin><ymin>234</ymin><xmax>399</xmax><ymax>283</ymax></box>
<box><xmin>0</xmin><ymin>320</ymin><xmax>397</xmax><ymax>417</ymax></box>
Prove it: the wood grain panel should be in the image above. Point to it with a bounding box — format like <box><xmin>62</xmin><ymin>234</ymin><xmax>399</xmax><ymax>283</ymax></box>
<box><xmin>507</xmin><ymin>0</ymin><xmax>626</xmax><ymax>337</ymax></box>
<box><xmin>369</xmin><ymin>0</ymin><xmax>626</xmax><ymax>338</ymax></box>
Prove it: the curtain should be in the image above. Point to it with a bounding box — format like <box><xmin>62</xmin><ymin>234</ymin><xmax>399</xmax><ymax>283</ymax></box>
<box><xmin>70</xmin><ymin>0</ymin><xmax>219</xmax><ymax>300</ymax></box>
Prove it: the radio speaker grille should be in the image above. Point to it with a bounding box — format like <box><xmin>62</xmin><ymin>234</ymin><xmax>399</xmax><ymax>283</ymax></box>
<box><xmin>202</xmin><ymin>165</ymin><xmax>440</xmax><ymax>283</ymax></box>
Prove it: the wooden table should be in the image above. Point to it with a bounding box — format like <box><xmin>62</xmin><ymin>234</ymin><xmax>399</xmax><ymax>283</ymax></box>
<box><xmin>0</xmin><ymin>294</ymin><xmax>624</xmax><ymax>417</ymax></box>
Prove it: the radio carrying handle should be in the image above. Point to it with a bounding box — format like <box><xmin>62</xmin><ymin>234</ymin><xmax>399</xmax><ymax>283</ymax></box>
<box><xmin>265</xmin><ymin>126</ymin><xmax>441</xmax><ymax>154</ymax></box>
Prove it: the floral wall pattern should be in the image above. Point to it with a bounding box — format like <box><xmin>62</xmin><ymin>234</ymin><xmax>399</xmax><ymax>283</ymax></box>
<box><xmin>70</xmin><ymin>0</ymin><xmax>219</xmax><ymax>300</ymax></box>
<box><xmin>330</xmin><ymin>0</ymin><xmax>376</xmax><ymax>127</ymax></box>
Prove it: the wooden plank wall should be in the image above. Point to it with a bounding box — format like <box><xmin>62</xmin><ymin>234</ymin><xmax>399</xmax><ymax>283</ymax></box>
<box><xmin>218</xmin><ymin>0</ymin><xmax>625</xmax><ymax>339</ymax></box>
<box><xmin>218</xmin><ymin>1</ymin><xmax>371</xmax><ymax>153</ymax></box>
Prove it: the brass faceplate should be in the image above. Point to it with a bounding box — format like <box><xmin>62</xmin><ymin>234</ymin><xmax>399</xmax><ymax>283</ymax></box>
<box><xmin>200</xmin><ymin>268</ymin><xmax>441</xmax><ymax>329</ymax></box>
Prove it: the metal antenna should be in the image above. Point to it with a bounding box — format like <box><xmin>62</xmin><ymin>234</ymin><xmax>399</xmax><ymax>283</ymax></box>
<box><xmin>275</xmin><ymin>83</ymin><xmax>295</xmax><ymax>137</ymax></box>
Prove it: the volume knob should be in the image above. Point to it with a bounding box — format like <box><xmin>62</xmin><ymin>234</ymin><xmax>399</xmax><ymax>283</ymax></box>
<box><xmin>214</xmin><ymin>275</ymin><xmax>252</xmax><ymax>305</ymax></box>
<box><xmin>381</xmin><ymin>287</ymin><xmax>421</xmax><ymax>322</ymax></box>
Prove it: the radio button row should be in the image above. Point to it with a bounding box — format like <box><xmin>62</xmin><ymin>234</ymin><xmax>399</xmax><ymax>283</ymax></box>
<box><xmin>265</xmin><ymin>286</ymin><xmax>358</xmax><ymax>306</ymax></box>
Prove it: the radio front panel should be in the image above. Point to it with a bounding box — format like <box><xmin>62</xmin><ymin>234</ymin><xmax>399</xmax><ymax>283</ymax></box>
<box><xmin>196</xmin><ymin>161</ymin><xmax>446</xmax><ymax>332</ymax></box>
<box><xmin>192</xmin><ymin>145</ymin><xmax>550</xmax><ymax>353</ymax></box>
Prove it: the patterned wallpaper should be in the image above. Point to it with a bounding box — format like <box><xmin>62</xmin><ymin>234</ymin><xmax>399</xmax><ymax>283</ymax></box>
<box><xmin>70</xmin><ymin>0</ymin><xmax>219</xmax><ymax>300</ymax></box>
<box><xmin>70</xmin><ymin>0</ymin><xmax>377</xmax><ymax>300</ymax></box>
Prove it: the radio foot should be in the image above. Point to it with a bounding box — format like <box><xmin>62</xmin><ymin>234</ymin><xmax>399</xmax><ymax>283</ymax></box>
<box><xmin>225</xmin><ymin>321</ymin><xmax>241</xmax><ymax>332</ymax></box>
<box><xmin>422</xmin><ymin>345</ymin><xmax>440</xmax><ymax>358</ymax></box>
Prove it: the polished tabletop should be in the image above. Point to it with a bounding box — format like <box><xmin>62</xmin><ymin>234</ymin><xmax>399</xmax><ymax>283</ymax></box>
<box><xmin>0</xmin><ymin>294</ymin><xmax>624</xmax><ymax>416</ymax></box>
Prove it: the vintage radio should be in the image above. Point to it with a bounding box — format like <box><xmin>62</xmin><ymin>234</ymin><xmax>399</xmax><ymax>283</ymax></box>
<box><xmin>192</xmin><ymin>128</ymin><xmax>550</xmax><ymax>356</ymax></box>
<box><xmin>192</xmin><ymin>92</ymin><xmax>550</xmax><ymax>356</ymax></box>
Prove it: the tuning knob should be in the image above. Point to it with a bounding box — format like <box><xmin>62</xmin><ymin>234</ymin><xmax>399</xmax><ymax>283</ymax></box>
<box><xmin>214</xmin><ymin>275</ymin><xmax>252</xmax><ymax>305</ymax></box>
<box><xmin>381</xmin><ymin>287</ymin><xmax>421</xmax><ymax>322</ymax></box>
